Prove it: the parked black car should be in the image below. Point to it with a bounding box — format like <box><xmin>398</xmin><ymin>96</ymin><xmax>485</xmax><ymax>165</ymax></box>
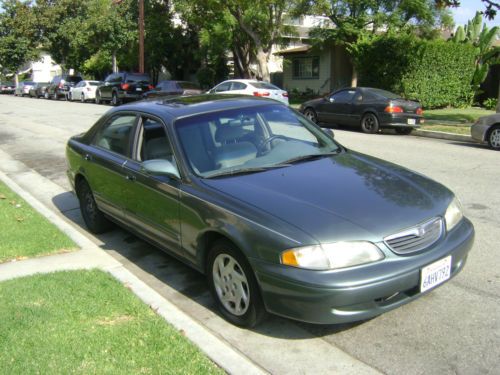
<box><xmin>28</xmin><ymin>82</ymin><xmax>49</xmax><ymax>98</ymax></box>
<box><xmin>0</xmin><ymin>81</ymin><xmax>15</xmax><ymax>94</ymax></box>
<box><xmin>96</xmin><ymin>72</ymin><xmax>153</xmax><ymax>106</ymax></box>
<box><xmin>300</xmin><ymin>87</ymin><xmax>423</xmax><ymax>134</ymax></box>
<box><xmin>45</xmin><ymin>74</ymin><xmax>83</xmax><ymax>100</ymax></box>
<box><xmin>143</xmin><ymin>80</ymin><xmax>202</xmax><ymax>99</ymax></box>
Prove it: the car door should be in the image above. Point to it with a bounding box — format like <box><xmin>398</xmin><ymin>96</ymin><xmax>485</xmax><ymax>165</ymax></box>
<box><xmin>101</xmin><ymin>74</ymin><xmax>117</xmax><ymax>100</ymax></box>
<box><xmin>121</xmin><ymin>115</ymin><xmax>182</xmax><ymax>255</ymax></box>
<box><xmin>320</xmin><ymin>89</ymin><xmax>357</xmax><ymax>126</ymax></box>
<box><xmin>72</xmin><ymin>81</ymin><xmax>83</xmax><ymax>99</ymax></box>
<box><xmin>84</xmin><ymin>113</ymin><xmax>138</xmax><ymax>221</ymax></box>
<box><xmin>228</xmin><ymin>81</ymin><xmax>248</xmax><ymax>95</ymax></box>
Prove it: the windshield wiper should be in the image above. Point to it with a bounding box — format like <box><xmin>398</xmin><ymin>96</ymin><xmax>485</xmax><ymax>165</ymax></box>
<box><xmin>279</xmin><ymin>150</ymin><xmax>341</xmax><ymax>165</ymax></box>
<box><xmin>204</xmin><ymin>164</ymin><xmax>291</xmax><ymax>179</ymax></box>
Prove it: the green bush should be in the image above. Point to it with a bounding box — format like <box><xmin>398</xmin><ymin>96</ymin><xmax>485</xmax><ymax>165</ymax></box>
<box><xmin>483</xmin><ymin>97</ymin><xmax>498</xmax><ymax>110</ymax></box>
<box><xmin>355</xmin><ymin>36</ymin><xmax>476</xmax><ymax>108</ymax></box>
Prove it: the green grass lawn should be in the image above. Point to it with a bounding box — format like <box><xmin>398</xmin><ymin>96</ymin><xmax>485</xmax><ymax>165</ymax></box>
<box><xmin>420</xmin><ymin>124</ymin><xmax>471</xmax><ymax>135</ymax></box>
<box><xmin>0</xmin><ymin>181</ymin><xmax>77</xmax><ymax>263</ymax></box>
<box><xmin>423</xmin><ymin>107</ymin><xmax>494</xmax><ymax>123</ymax></box>
<box><xmin>0</xmin><ymin>270</ymin><xmax>223</xmax><ymax>374</ymax></box>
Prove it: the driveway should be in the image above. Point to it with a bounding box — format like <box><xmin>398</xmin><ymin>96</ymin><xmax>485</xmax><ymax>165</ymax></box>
<box><xmin>0</xmin><ymin>95</ymin><xmax>498</xmax><ymax>374</ymax></box>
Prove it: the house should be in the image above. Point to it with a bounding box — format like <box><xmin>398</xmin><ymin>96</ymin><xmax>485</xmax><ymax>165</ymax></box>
<box><xmin>273</xmin><ymin>16</ymin><xmax>353</xmax><ymax>95</ymax></box>
<box><xmin>17</xmin><ymin>53</ymin><xmax>62</xmax><ymax>82</ymax></box>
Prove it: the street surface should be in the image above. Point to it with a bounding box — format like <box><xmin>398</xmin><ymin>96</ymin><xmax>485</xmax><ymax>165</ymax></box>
<box><xmin>0</xmin><ymin>95</ymin><xmax>498</xmax><ymax>374</ymax></box>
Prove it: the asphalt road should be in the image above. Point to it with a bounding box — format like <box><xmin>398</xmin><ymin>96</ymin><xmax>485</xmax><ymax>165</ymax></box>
<box><xmin>1</xmin><ymin>95</ymin><xmax>498</xmax><ymax>374</ymax></box>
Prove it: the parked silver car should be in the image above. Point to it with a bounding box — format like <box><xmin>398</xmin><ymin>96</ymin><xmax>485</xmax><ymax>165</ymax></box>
<box><xmin>14</xmin><ymin>81</ymin><xmax>36</xmax><ymax>97</ymax></box>
<box><xmin>471</xmin><ymin>112</ymin><xmax>500</xmax><ymax>150</ymax></box>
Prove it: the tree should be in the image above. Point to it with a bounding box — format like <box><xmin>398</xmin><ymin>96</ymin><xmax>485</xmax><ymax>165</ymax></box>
<box><xmin>0</xmin><ymin>0</ymin><xmax>40</xmax><ymax>81</ymax></box>
<box><xmin>435</xmin><ymin>0</ymin><xmax>499</xmax><ymax>20</ymax></box>
<box><xmin>451</xmin><ymin>11</ymin><xmax>499</xmax><ymax>97</ymax></box>
<box><xmin>299</xmin><ymin>0</ymin><xmax>449</xmax><ymax>86</ymax></box>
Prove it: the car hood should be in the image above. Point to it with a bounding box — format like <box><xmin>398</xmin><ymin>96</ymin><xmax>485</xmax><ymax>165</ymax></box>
<box><xmin>201</xmin><ymin>151</ymin><xmax>453</xmax><ymax>244</ymax></box>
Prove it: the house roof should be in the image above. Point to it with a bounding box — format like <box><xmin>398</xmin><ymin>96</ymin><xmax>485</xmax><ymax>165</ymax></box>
<box><xmin>275</xmin><ymin>45</ymin><xmax>311</xmax><ymax>55</ymax></box>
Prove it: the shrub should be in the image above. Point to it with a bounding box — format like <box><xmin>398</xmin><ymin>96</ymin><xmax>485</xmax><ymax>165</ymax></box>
<box><xmin>355</xmin><ymin>36</ymin><xmax>476</xmax><ymax>108</ymax></box>
<box><xmin>483</xmin><ymin>97</ymin><xmax>498</xmax><ymax>110</ymax></box>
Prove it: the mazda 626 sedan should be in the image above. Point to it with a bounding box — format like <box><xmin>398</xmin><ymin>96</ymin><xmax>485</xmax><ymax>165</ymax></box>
<box><xmin>66</xmin><ymin>95</ymin><xmax>474</xmax><ymax>327</ymax></box>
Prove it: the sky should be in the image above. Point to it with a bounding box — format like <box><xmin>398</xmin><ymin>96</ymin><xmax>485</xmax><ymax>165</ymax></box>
<box><xmin>450</xmin><ymin>0</ymin><xmax>500</xmax><ymax>28</ymax></box>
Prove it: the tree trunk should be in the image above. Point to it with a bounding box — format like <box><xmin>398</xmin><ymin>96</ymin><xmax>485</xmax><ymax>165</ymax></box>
<box><xmin>351</xmin><ymin>65</ymin><xmax>358</xmax><ymax>87</ymax></box>
<box><xmin>112</xmin><ymin>52</ymin><xmax>118</xmax><ymax>73</ymax></box>
<box><xmin>256</xmin><ymin>48</ymin><xmax>270</xmax><ymax>82</ymax></box>
<box><xmin>496</xmin><ymin>79</ymin><xmax>500</xmax><ymax>113</ymax></box>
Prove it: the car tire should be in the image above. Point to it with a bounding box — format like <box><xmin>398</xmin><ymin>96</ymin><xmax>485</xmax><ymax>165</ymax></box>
<box><xmin>52</xmin><ymin>91</ymin><xmax>58</xmax><ymax>100</ymax></box>
<box><xmin>487</xmin><ymin>125</ymin><xmax>500</xmax><ymax>150</ymax></box>
<box><xmin>67</xmin><ymin>93</ymin><xmax>72</xmax><ymax>101</ymax></box>
<box><xmin>304</xmin><ymin>108</ymin><xmax>318</xmax><ymax>123</ymax></box>
<box><xmin>76</xmin><ymin>180</ymin><xmax>112</xmax><ymax>234</ymax></box>
<box><xmin>44</xmin><ymin>91</ymin><xmax>50</xmax><ymax>99</ymax></box>
<box><xmin>395</xmin><ymin>127</ymin><xmax>413</xmax><ymax>135</ymax></box>
<box><xmin>80</xmin><ymin>93</ymin><xmax>85</xmax><ymax>103</ymax></box>
<box><xmin>361</xmin><ymin>113</ymin><xmax>379</xmax><ymax>134</ymax></box>
<box><xmin>207</xmin><ymin>239</ymin><xmax>266</xmax><ymax>328</ymax></box>
<box><xmin>95</xmin><ymin>92</ymin><xmax>102</xmax><ymax>105</ymax></box>
<box><xmin>111</xmin><ymin>92</ymin><xmax>121</xmax><ymax>106</ymax></box>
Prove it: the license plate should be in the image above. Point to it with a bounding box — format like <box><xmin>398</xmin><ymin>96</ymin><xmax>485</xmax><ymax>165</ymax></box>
<box><xmin>407</xmin><ymin>118</ymin><xmax>416</xmax><ymax>125</ymax></box>
<box><xmin>136</xmin><ymin>88</ymin><xmax>142</xmax><ymax>91</ymax></box>
<box><xmin>420</xmin><ymin>256</ymin><xmax>451</xmax><ymax>293</ymax></box>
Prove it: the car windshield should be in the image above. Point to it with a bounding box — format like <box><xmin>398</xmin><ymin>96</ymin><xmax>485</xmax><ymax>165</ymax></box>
<box><xmin>127</xmin><ymin>74</ymin><xmax>150</xmax><ymax>83</ymax></box>
<box><xmin>250</xmin><ymin>82</ymin><xmax>280</xmax><ymax>90</ymax></box>
<box><xmin>175</xmin><ymin>104</ymin><xmax>340</xmax><ymax>178</ymax></box>
<box><xmin>88</xmin><ymin>81</ymin><xmax>101</xmax><ymax>86</ymax></box>
<box><xmin>370</xmin><ymin>88</ymin><xmax>401</xmax><ymax>99</ymax></box>
<box><xmin>66</xmin><ymin>76</ymin><xmax>82</xmax><ymax>83</ymax></box>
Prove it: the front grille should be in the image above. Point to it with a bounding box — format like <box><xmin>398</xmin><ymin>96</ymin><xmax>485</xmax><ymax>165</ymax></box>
<box><xmin>384</xmin><ymin>217</ymin><xmax>443</xmax><ymax>255</ymax></box>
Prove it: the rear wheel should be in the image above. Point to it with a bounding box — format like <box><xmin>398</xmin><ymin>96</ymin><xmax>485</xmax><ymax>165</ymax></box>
<box><xmin>488</xmin><ymin>125</ymin><xmax>500</xmax><ymax>150</ymax></box>
<box><xmin>361</xmin><ymin>113</ymin><xmax>379</xmax><ymax>134</ymax></box>
<box><xmin>52</xmin><ymin>91</ymin><xmax>58</xmax><ymax>100</ymax></box>
<box><xmin>95</xmin><ymin>92</ymin><xmax>102</xmax><ymax>105</ymax></box>
<box><xmin>207</xmin><ymin>239</ymin><xmax>266</xmax><ymax>327</ymax></box>
<box><xmin>395</xmin><ymin>127</ymin><xmax>413</xmax><ymax>135</ymax></box>
<box><xmin>76</xmin><ymin>180</ymin><xmax>112</xmax><ymax>234</ymax></box>
<box><xmin>304</xmin><ymin>108</ymin><xmax>318</xmax><ymax>123</ymax></box>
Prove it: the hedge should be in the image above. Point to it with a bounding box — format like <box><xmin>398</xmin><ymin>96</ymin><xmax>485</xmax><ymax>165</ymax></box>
<box><xmin>356</xmin><ymin>36</ymin><xmax>477</xmax><ymax>108</ymax></box>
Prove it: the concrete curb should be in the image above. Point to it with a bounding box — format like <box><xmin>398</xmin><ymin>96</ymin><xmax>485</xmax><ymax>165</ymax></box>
<box><xmin>413</xmin><ymin>129</ymin><xmax>475</xmax><ymax>143</ymax></box>
<box><xmin>0</xmin><ymin>170</ymin><xmax>267</xmax><ymax>375</ymax></box>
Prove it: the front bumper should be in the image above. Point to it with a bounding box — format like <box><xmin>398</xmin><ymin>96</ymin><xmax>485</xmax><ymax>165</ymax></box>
<box><xmin>251</xmin><ymin>218</ymin><xmax>474</xmax><ymax>324</ymax></box>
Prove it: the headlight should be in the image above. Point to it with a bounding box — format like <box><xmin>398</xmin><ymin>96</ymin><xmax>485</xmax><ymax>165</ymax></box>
<box><xmin>445</xmin><ymin>197</ymin><xmax>463</xmax><ymax>232</ymax></box>
<box><xmin>281</xmin><ymin>241</ymin><xmax>384</xmax><ymax>270</ymax></box>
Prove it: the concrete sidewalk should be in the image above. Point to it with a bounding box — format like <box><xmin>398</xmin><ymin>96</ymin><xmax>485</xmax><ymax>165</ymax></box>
<box><xmin>0</xmin><ymin>169</ymin><xmax>266</xmax><ymax>375</ymax></box>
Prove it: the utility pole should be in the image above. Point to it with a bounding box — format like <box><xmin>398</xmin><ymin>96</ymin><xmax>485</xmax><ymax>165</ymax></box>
<box><xmin>138</xmin><ymin>0</ymin><xmax>145</xmax><ymax>73</ymax></box>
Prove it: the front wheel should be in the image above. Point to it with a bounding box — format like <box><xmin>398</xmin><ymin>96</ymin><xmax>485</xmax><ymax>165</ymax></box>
<box><xmin>488</xmin><ymin>125</ymin><xmax>500</xmax><ymax>150</ymax></box>
<box><xmin>395</xmin><ymin>127</ymin><xmax>413</xmax><ymax>135</ymax></box>
<box><xmin>80</xmin><ymin>93</ymin><xmax>85</xmax><ymax>103</ymax></box>
<box><xmin>111</xmin><ymin>92</ymin><xmax>121</xmax><ymax>106</ymax></box>
<box><xmin>207</xmin><ymin>240</ymin><xmax>266</xmax><ymax>327</ymax></box>
<box><xmin>76</xmin><ymin>180</ymin><xmax>112</xmax><ymax>234</ymax></box>
<box><xmin>360</xmin><ymin>113</ymin><xmax>379</xmax><ymax>134</ymax></box>
<box><xmin>304</xmin><ymin>108</ymin><xmax>318</xmax><ymax>123</ymax></box>
<box><xmin>95</xmin><ymin>92</ymin><xmax>102</xmax><ymax>105</ymax></box>
<box><xmin>44</xmin><ymin>91</ymin><xmax>50</xmax><ymax>99</ymax></box>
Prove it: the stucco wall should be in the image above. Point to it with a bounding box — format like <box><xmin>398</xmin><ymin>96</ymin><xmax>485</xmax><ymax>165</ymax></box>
<box><xmin>282</xmin><ymin>50</ymin><xmax>331</xmax><ymax>95</ymax></box>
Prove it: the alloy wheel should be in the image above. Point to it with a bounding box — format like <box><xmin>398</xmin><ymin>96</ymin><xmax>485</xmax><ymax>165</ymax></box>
<box><xmin>489</xmin><ymin>127</ymin><xmax>500</xmax><ymax>150</ymax></box>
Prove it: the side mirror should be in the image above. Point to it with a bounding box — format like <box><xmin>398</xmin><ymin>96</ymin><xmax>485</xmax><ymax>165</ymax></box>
<box><xmin>322</xmin><ymin>128</ymin><xmax>335</xmax><ymax>138</ymax></box>
<box><xmin>141</xmin><ymin>159</ymin><xmax>180</xmax><ymax>180</ymax></box>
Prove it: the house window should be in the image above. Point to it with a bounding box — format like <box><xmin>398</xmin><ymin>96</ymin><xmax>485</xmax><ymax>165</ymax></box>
<box><xmin>292</xmin><ymin>56</ymin><xmax>320</xmax><ymax>79</ymax></box>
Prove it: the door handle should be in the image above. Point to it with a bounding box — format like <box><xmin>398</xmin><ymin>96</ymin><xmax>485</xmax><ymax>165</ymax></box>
<box><xmin>125</xmin><ymin>174</ymin><xmax>136</xmax><ymax>181</ymax></box>
<box><xmin>84</xmin><ymin>154</ymin><xmax>92</xmax><ymax>161</ymax></box>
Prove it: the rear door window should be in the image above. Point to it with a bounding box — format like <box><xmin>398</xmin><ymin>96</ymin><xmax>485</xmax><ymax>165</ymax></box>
<box><xmin>93</xmin><ymin>115</ymin><xmax>137</xmax><ymax>157</ymax></box>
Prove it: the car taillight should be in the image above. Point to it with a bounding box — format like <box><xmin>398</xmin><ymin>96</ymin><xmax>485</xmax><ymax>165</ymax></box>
<box><xmin>416</xmin><ymin>108</ymin><xmax>423</xmax><ymax>115</ymax></box>
<box><xmin>58</xmin><ymin>83</ymin><xmax>64</xmax><ymax>88</ymax></box>
<box><xmin>384</xmin><ymin>105</ymin><xmax>404</xmax><ymax>113</ymax></box>
<box><xmin>253</xmin><ymin>91</ymin><xmax>270</xmax><ymax>97</ymax></box>
<box><xmin>121</xmin><ymin>83</ymin><xmax>130</xmax><ymax>90</ymax></box>
<box><xmin>282</xmin><ymin>92</ymin><xmax>289</xmax><ymax>97</ymax></box>
<box><xmin>148</xmin><ymin>84</ymin><xmax>154</xmax><ymax>90</ymax></box>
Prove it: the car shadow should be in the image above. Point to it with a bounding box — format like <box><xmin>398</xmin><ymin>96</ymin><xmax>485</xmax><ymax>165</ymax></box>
<box><xmin>51</xmin><ymin>191</ymin><xmax>367</xmax><ymax>339</ymax></box>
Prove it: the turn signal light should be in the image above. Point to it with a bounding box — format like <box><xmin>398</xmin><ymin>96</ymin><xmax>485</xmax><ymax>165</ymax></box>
<box><xmin>253</xmin><ymin>91</ymin><xmax>270</xmax><ymax>97</ymax></box>
<box><xmin>384</xmin><ymin>105</ymin><xmax>404</xmax><ymax>113</ymax></box>
<box><xmin>416</xmin><ymin>108</ymin><xmax>423</xmax><ymax>115</ymax></box>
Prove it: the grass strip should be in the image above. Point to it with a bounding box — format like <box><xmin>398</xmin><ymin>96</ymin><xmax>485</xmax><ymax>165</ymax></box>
<box><xmin>0</xmin><ymin>180</ymin><xmax>77</xmax><ymax>263</ymax></box>
<box><xmin>423</xmin><ymin>107</ymin><xmax>494</xmax><ymax>123</ymax></box>
<box><xmin>0</xmin><ymin>270</ymin><xmax>223</xmax><ymax>374</ymax></box>
<box><xmin>420</xmin><ymin>124</ymin><xmax>471</xmax><ymax>135</ymax></box>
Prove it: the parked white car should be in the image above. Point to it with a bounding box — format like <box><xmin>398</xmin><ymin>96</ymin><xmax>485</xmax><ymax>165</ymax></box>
<box><xmin>68</xmin><ymin>80</ymin><xmax>102</xmax><ymax>102</ymax></box>
<box><xmin>208</xmin><ymin>79</ymin><xmax>289</xmax><ymax>105</ymax></box>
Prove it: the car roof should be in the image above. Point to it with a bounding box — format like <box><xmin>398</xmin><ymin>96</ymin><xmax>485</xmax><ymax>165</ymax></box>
<box><xmin>108</xmin><ymin>94</ymin><xmax>283</xmax><ymax>121</ymax></box>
